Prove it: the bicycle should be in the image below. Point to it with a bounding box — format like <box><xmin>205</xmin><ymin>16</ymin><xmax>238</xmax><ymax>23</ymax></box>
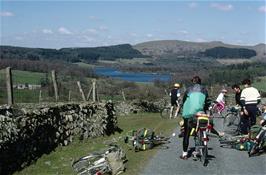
<box><xmin>208</xmin><ymin>101</ymin><xmax>229</xmax><ymax>118</ymax></box>
<box><xmin>124</xmin><ymin>128</ymin><xmax>170</xmax><ymax>152</ymax></box>
<box><xmin>219</xmin><ymin>134</ymin><xmax>249</xmax><ymax>149</ymax></box>
<box><xmin>72</xmin><ymin>144</ymin><xmax>126</xmax><ymax>175</ymax></box>
<box><xmin>248</xmin><ymin>125</ymin><xmax>266</xmax><ymax>157</ymax></box>
<box><xmin>191</xmin><ymin>113</ymin><xmax>212</xmax><ymax>167</ymax></box>
<box><xmin>160</xmin><ymin>99</ymin><xmax>181</xmax><ymax>119</ymax></box>
<box><xmin>223</xmin><ymin>106</ymin><xmax>241</xmax><ymax>135</ymax></box>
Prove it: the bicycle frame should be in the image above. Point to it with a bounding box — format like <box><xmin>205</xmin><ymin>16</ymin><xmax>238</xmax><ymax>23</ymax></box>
<box><xmin>248</xmin><ymin>125</ymin><xmax>266</xmax><ymax>157</ymax></box>
<box><xmin>191</xmin><ymin>113</ymin><xmax>211</xmax><ymax>166</ymax></box>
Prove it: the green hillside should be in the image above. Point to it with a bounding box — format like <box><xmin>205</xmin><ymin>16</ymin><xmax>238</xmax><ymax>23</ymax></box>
<box><xmin>0</xmin><ymin>44</ymin><xmax>146</xmax><ymax>63</ymax></box>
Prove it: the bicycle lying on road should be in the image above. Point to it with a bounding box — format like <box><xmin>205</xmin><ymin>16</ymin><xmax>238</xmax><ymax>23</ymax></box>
<box><xmin>72</xmin><ymin>144</ymin><xmax>126</xmax><ymax>175</ymax></box>
<box><xmin>124</xmin><ymin>128</ymin><xmax>170</xmax><ymax>152</ymax></box>
<box><xmin>219</xmin><ymin>124</ymin><xmax>266</xmax><ymax>157</ymax></box>
<box><xmin>248</xmin><ymin>125</ymin><xmax>266</xmax><ymax>157</ymax></box>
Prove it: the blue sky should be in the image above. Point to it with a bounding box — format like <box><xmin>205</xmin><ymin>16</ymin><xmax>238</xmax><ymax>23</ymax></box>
<box><xmin>0</xmin><ymin>0</ymin><xmax>265</xmax><ymax>48</ymax></box>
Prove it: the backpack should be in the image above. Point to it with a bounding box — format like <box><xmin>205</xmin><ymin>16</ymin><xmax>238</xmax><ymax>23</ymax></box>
<box><xmin>106</xmin><ymin>145</ymin><xmax>127</xmax><ymax>175</ymax></box>
<box><xmin>235</xmin><ymin>141</ymin><xmax>255</xmax><ymax>151</ymax></box>
<box><xmin>131</xmin><ymin>128</ymin><xmax>155</xmax><ymax>151</ymax></box>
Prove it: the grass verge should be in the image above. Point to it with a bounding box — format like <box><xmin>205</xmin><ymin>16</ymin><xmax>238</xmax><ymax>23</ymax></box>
<box><xmin>14</xmin><ymin>113</ymin><xmax>178</xmax><ymax>175</ymax></box>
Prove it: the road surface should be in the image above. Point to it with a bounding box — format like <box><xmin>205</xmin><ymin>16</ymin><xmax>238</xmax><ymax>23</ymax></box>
<box><xmin>141</xmin><ymin>118</ymin><xmax>266</xmax><ymax>175</ymax></box>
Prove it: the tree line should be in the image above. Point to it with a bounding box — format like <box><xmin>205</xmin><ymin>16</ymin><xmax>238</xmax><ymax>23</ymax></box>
<box><xmin>207</xmin><ymin>62</ymin><xmax>266</xmax><ymax>85</ymax></box>
<box><xmin>201</xmin><ymin>47</ymin><xmax>256</xmax><ymax>59</ymax></box>
<box><xmin>0</xmin><ymin>44</ymin><xmax>146</xmax><ymax>63</ymax></box>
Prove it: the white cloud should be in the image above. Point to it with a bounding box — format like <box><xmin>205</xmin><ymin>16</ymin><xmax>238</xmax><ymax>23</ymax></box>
<box><xmin>195</xmin><ymin>38</ymin><xmax>207</xmax><ymax>42</ymax></box>
<box><xmin>258</xmin><ymin>6</ymin><xmax>266</xmax><ymax>13</ymax></box>
<box><xmin>42</xmin><ymin>29</ymin><xmax>53</xmax><ymax>34</ymax></box>
<box><xmin>99</xmin><ymin>26</ymin><xmax>108</xmax><ymax>31</ymax></box>
<box><xmin>86</xmin><ymin>28</ymin><xmax>98</xmax><ymax>34</ymax></box>
<box><xmin>15</xmin><ymin>36</ymin><xmax>23</xmax><ymax>40</ymax></box>
<box><xmin>129</xmin><ymin>33</ymin><xmax>138</xmax><ymax>37</ymax></box>
<box><xmin>210</xmin><ymin>3</ymin><xmax>233</xmax><ymax>11</ymax></box>
<box><xmin>82</xmin><ymin>36</ymin><xmax>94</xmax><ymax>42</ymax></box>
<box><xmin>178</xmin><ymin>30</ymin><xmax>189</xmax><ymax>35</ymax></box>
<box><xmin>58</xmin><ymin>27</ymin><xmax>72</xmax><ymax>35</ymax></box>
<box><xmin>89</xmin><ymin>15</ymin><xmax>102</xmax><ymax>21</ymax></box>
<box><xmin>0</xmin><ymin>11</ymin><xmax>14</xmax><ymax>17</ymax></box>
<box><xmin>146</xmin><ymin>34</ymin><xmax>153</xmax><ymax>38</ymax></box>
<box><xmin>188</xmin><ymin>2</ymin><xmax>198</xmax><ymax>9</ymax></box>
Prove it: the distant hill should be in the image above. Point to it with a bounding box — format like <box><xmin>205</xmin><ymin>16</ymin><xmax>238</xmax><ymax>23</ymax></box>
<box><xmin>0</xmin><ymin>44</ymin><xmax>145</xmax><ymax>63</ymax></box>
<box><xmin>134</xmin><ymin>40</ymin><xmax>266</xmax><ymax>60</ymax></box>
<box><xmin>1</xmin><ymin>41</ymin><xmax>265</xmax><ymax>62</ymax></box>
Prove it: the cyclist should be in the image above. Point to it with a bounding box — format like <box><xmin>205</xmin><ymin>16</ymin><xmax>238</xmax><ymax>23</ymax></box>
<box><xmin>180</xmin><ymin>76</ymin><xmax>209</xmax><ymax>160</ymax></box>
<box><xmin>240</xmin><ymin>79</ymin><xmax>261</xmax><ymax>134</ymax></box>
<box><xmin>169</xmin><ymin>83</ymin><xmax>181</xmax><ymax>119</ymax></box>
<box><xmin>215</xmin><ymin>89</ymin><xmax>228</xmax><ymax>114</ymax></box>
<box><xmin>231</xmin><ymin>84</ymin><xmax>242</xmax><ymax>108</ymax></box>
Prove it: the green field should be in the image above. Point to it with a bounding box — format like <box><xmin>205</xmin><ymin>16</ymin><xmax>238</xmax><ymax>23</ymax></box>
<box><xmin>254</xmin><ymin>76</ymin><xmax>266</xmax><ymax>92</ymax></box>
<box><xmin>0</xmin><ymin>69</ymin><xmax>46</xmax><ymax>84</ymax></box>
<box><xmin>14</xmin><ymin>113</ymin><xmax>178</xmax><ymax>175</ymax></box>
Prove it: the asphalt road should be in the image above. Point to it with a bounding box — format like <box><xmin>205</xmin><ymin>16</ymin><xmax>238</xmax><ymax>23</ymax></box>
<box><xmin>140</xmin><ymin>118</ymin><xmax>266</xmax><ymax>175</ymax></box>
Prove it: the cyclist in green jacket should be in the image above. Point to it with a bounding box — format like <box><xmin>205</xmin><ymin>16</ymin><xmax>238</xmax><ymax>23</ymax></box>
<box><xmin>180</xmin><ymin>76</ymin><xmax>209</xmax><ymax>160</ymax></box>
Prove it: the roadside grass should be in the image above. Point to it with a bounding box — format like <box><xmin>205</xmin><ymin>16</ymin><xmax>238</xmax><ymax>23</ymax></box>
<box><xmin>14</xmin><ymin>113</ymin><xmax>178</xmax><ymax>175</ymax></box>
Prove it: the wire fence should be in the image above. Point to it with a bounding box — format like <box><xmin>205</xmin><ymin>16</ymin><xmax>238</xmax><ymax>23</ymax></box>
<box><xmin>0</xmin><ymin>67</ymin><xmax>237</xmax><ymax>105</ymax></box>
<box><xmin>0</xmin><ymin>68</ymin><xmax>105</xmax><ymax>104</ymax></box>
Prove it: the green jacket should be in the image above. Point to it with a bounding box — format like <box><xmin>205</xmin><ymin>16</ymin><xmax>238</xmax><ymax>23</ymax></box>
<box><xmin>182</xmin><ymin>84</ymin><xmax>208</xmax><ymax>118</ymax></box>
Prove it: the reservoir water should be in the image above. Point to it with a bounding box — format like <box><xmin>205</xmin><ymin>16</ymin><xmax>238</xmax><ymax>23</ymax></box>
<box><xmin>94</xmin><ymin>67</ymin><xmax>171</xmax><ymax>83</ymax></box>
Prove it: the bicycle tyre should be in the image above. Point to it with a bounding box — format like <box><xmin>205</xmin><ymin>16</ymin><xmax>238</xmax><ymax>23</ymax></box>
<box><xmin>203</xmin><ymin>145</ymin><xmax>208</xmax><ymax>166</ymax></box>
<box><xmin>160</xmin><ymin>107</ymin><xmax>171</xmax><ymax>119</ymax></box>
<box><xmin>223</xmin><ymin>112</ymin><xmax>240</xmax><ymax>134</ymax></box>
<box><xmin>72</xmin><ymin>153</ymin><xmax>105</xmax><ymax>174</ymax></box>
<box><xmin>200</xmin><ymin>131</ymin><xmax>208</xmax><ymax>166</ymax></box>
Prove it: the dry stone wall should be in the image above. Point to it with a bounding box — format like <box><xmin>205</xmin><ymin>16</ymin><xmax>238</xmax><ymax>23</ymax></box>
<box><xmin>0</xmin><ymin>102</ymin><xmax>117</xmax><ymax>175</ymax></box>
<box><xmin>115</xmin><ymin>99</ymin><xmax>163</xmax><ymax>116</ymax></box>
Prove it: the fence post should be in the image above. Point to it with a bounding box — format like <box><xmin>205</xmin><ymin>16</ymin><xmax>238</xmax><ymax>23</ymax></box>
<box><xmin>51</xmin><ymin>70</ymin><xmax>59</xmax><ymax>102</ymax></box>
<box><xmin>68</xmin><ymin>90</ymin><xmax>71</xmax><ymax>102</ymax></box>
<box><xmin>121</xmin><ymin>90</ymin><xmax>126</xmax><ymax>101</ymax></box>
<box><xmin>39</xmin><ymin>90</ymin><xmax>42</xmax><ymax>103</ymax></box>
<box><xmin>92</xmin><ymin>79</ymin><xmax>96</xmax><ymax>102</ymax></box>
<box><xmin>77</xmin><ymin>81</ymin><xmax>86</xmax><ymax>102</ymax></box>
<box><xmin>6</xmin><ymin>67</ymin><xmax>14</xmax><ymax>105</ymax></box>
<box><xmin>86</xmin><ymin>86</ymin><xmax>93</xmax><ymax>101</ymax></box>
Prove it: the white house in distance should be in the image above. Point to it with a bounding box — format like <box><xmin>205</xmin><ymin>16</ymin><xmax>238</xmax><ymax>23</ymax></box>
<box><xmin>13</xmin><ymin>84</ymin><xmax>41</xmax><ymax>90</ymax></box>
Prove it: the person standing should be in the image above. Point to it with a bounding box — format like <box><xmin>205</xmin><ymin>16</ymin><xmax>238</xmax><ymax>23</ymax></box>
<box><xmin>215</xmin><ymin>89</ymin><xmax>227</xmax><ymax>113</ymax></box>
<box><xmin>169</xmin><ymin>83</ymin><xmax>181</xmax><ymax>119</ymax></box>
<box><xmin>240</xmin><ymin>79</ymin><xmax>261</xmax><ymax>134</ymax></box>
<box><xmin>231</xmin><ymin>84</ymin><xmax>242</xmax><ymax>107</ymax></box>
<box><xmin>180</xmin><ymin>76</ymin><xmax>208</xmax><ymax>159</ymax></box>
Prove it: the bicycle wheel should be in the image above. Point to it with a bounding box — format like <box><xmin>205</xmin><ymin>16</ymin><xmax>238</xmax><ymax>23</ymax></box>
<box><xmin>86</xmin><ymin>161</ymin><xmax>111</xmax><ymax>175</ymax></box>
<box><xmin>72</xmin><ymin>153</ymin><xmax>104</xmax><ymax>173</ymax></box>
<box><xmin>160</xmin><ymin>107</ymin><xmax>171</xmax><ymax>119</ymax></box>
<box><xmin>200</xmin><ymin>131</ymin><xmax>208</xmax><ymax>166</ymax></box>
<box><xmin>223</xmin><ymin>112</ymin><xmax>240</xmax><ymax>134</ymax></box>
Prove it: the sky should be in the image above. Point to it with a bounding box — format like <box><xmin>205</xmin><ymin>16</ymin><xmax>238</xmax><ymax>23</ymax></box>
<box><xmin>0</xmin><ymin>0</ymin><xmax>265</xmax><ymax>49</ymax></box>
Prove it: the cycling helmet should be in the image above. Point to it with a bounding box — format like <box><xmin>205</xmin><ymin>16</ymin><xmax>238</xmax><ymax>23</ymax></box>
<box><xmin>174</xmin><ymin>83</ymin><xmax>180</xmax><ymax>88</ymax></box>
